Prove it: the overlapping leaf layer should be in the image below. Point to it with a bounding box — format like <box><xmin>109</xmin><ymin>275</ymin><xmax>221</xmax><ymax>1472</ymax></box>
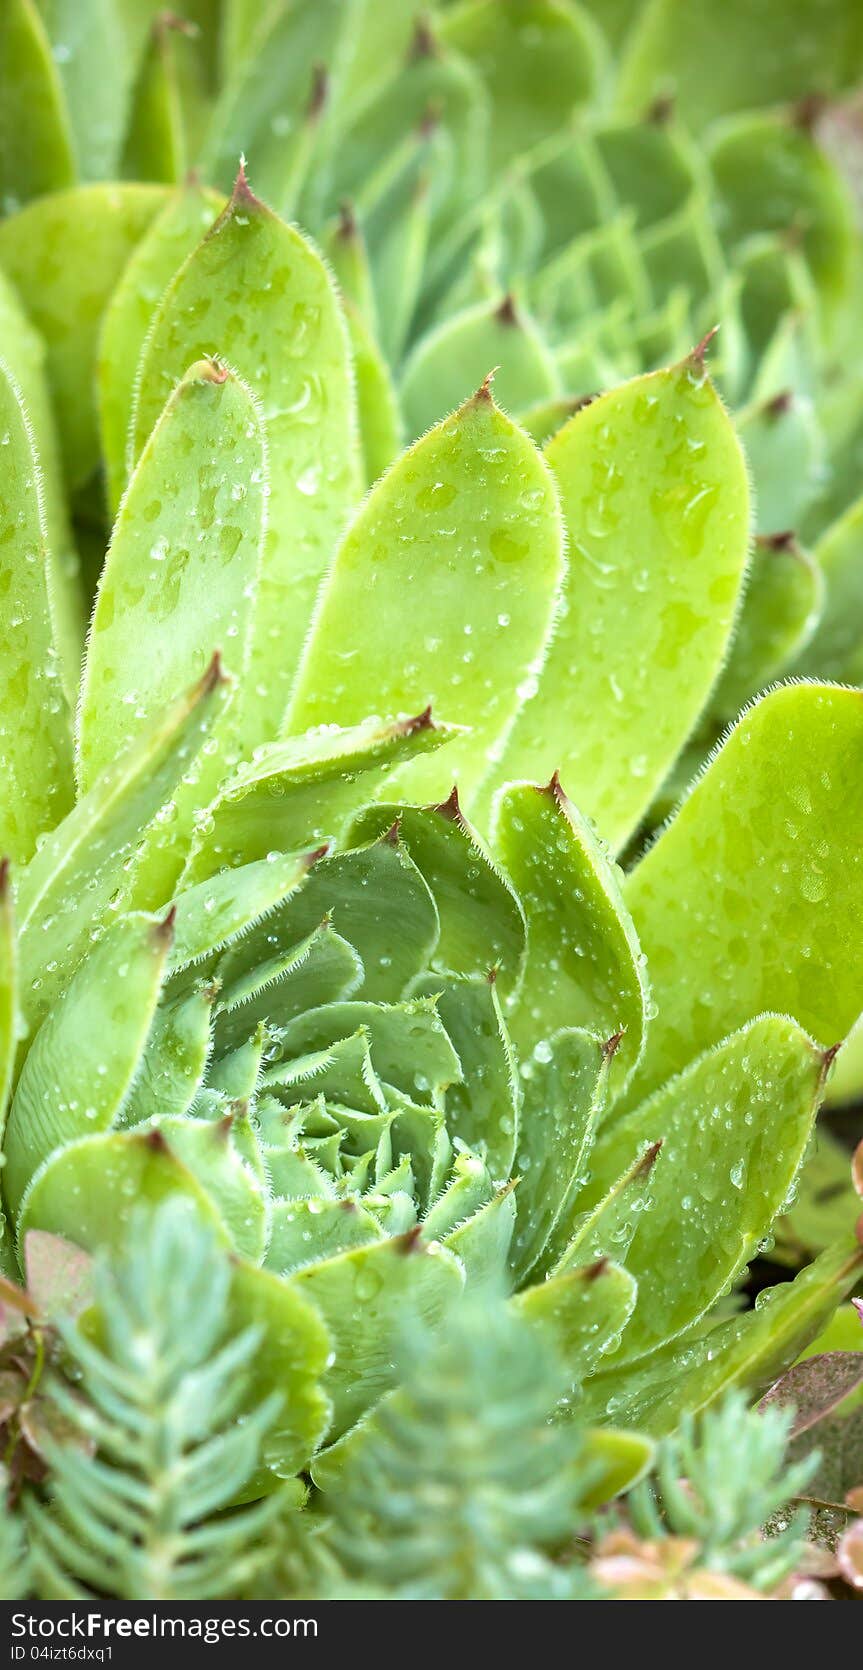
<box><xmin>0</xmin><ymin>0</ymin><xmax>862</xmax><ymax>1518</ymax></box>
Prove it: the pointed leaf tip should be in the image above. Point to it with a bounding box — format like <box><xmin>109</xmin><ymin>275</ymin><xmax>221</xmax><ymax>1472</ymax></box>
<box><xmin>142</xmin><ymin>1127</ymin><xmax>169</xmax><ymax>1153</ymax></box>
<box><xmin>0</xmin><ymin>857</ymin><xmax>10</xmax><ymax>898</ymax></box>
<box><xmin>155</xmin><ymin>10</ymin><xmax>198</xmax><ymax>40</ymax></box>
<box><xmin>766</xmin><ymin>388</ymin><xmax>795</xmax><ymax>418</ymax></box>
<box><xmin>792</xmin><ymin>92</ymin><xmax>828</xmax><ymax>134</ymax></box>
<box><xmin>819</xmin><ymin>1040</ymin><xmax>843</xmax><ymax>1086</ymax></box>
<box><xmin>495</xmin><ymin>293</ymin><xmax>519</xmax><ymax>327</ymax></box>
<box><xmin>471</xmin><ymin>366</ymin><xmax>499</xmax><ymax>403</ymax></box>
<box><xmin>585</xmin><ymin>1257</ymin><xmax>610</xmax><ymax>1282</ymax></box>
<box><xmin>231</xmin><ymin>158</ymin><xmax>261</xmax><ymax>209</ymax></box>
<box><xmin>410</xmin><ymin>17</ymin><xmax>438</xmax><ymax>60</ymax></box>
<box><xmin>690</xmin><ymin>325</ymin><xmax>720</xmax><ymax>365</ymax></box>
<box><xmin>307</xmin><ymin>63</ymin><xmax>329</xmax><ymax>121</ymax></box>
<box><xmin>337</xmin><ymin>200</ymin><xmax>357</xmax><ymax>242</ymax></box>
<box><xmin>203</xmin><ymin>358</ymin><xmax>230</xmax><ymax>385</ymax></box>
<box><xmin>395</xmin><ymin>1224</ymin><xmax>425</xmax><ymax>1255</ymax></box>
<box><xmin>636</xmin><ymin>1139</ymin><xmax>663</xmax><ymax>1177</ymax></box>
<box><xmin>304</xmin><ymin>843</ymin><xmax>332</xmax><ymax>870</ymax></box>
<box><xmin>199</xmin><ymin>649</ymin><xmax>230</xmax><ymax>695</ymax></box>
<box><xmin>382</xmin><ymin>819</ymin><xmax>401</xmax><ymax>847</ymax></box>
<box><xmin>153</xmin><ymin>904</ymin><xmax>177</xmax><ymax>947</ymax></box>
<box><xmin>646</xmin><ymin>92</ymin><xmax>675</xmax><ymax>125</ymax></box>
<box><xmin>756</xmin><ymin>529</ymin><xmax>798</xmax><ymax>553</ymax></box>
<box><xmin>537</xmin><ymin>768</ymin><xmax>569</xmax><ymax>808</ymax></box>
<box><xmin>402</xmin><ymin>703</ymin><xmax>435</xmax><ymax>735</ymax></box>
<box><xmin>603</xmin><ymin>1030</ymin><xmax>625</xmax><ymax>1061</ymax></box>
<box><xmin>431</xmin><ymin>784</ymin><xmax>462</xmax><ymax>821</ymax></box>
<box><xmin>418</xmin><ymin>100</ymin><xmax>443</xmax><ymax>139</ymax></box>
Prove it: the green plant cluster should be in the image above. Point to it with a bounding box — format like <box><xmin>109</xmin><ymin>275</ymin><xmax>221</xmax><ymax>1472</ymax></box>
<box><xmin>0</xmin><ymin>0</ymin><xmax>862</xmax><ymax>1601</ymax></box>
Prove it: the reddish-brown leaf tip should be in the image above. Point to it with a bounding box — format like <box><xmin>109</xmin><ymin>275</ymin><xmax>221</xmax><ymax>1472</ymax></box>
<box><xmin>766</xmin><ymin>388</ymin><xmax>794</xmax><ymax>419</ymax></box>
<box><xmin>153</xmin><ymin>905</ymin><xmax>177</xmax><ymax>948</ymax></box>
<box><xmin>635</xmin><ymin>1139</ymin><xmax>663</xmax><ymax>1177</ymax></box>
<box><xmin>473</xmin><ymin>366</ymin><xmax>499</xmax><ymax>403</ymax></box>
<box><xmin>198</xmin><ymin>648</ymin><xmax>230</xmax><ymax>696</ymax></box>
<box><xmin>431</xmin><ymin>784</ymin><xmax>462</xmax><ymax>822</ymax></box>
<box><xmin>142</xmin><ymin>1127</ymin><xmax>169</xmax><ymax>1153</ymax></box>
<box><xmin>602</xmin><ymin>1030</ymin><xmax>625</xmax><ymax>1062</ymax></box>
<box><xmin>819</xmin><ymin>1040</ymin><xmax>843</xmax><ymax>1088</ymax></box>
<box><xmin>495</xmin><ymin>293</ymin><xmax>519</xmax><ymax>327</ymax></box>
<box><xmin>231</xmin><ymin>158</ymin><xmax>262</xmax><ymax>209</ymax></box>
<box><xmin>401</xmin><ymin>703</ymin><xmax>435</xmax><ymax>735</ymax></box>
<box><xmin>200</xmin><ymin>357</ymin><xmax>229</xmax><ymax>385</ymax></box>
<box><xmin>0</xmin><ymin>857</ymin><xmax>10</xmax><ymax>899</ymax></box>
<box><xmin>418</xmin><ymin>99</ymin><xmax>442</xmax><ymax>139</ymax></box>
<box><xmin>394</xmin><ymin>1224</ymin><xmax>425</xmax><ymax>1255</ymax></box>
<box><xmin>584</xmin><ymin>1257</ymin><xmax>610</xmax><ymax>1282</ymax></box>
<box><xmin>645</xmin><ymin>91</ymin><xmax>675</xmax><ymax>125</ymax></box>
<box><xmin>337</xmin><ymin>200</ymin><xmax>357</xmax><ymax>242</ymax></box>
<box><xmin>537</xmin><ymin>768</ymin><xmax>569</xmax><ymax>809</ymax></box>
<box><xmin>690</xmin><ymin>324</ymin><xmax>719</xmax><ymax>365</ymax></box>
<box><xmin>792</xmin><ymin>92</ymin><xmax>828</xmax><ymax>134</ymax></box>
<box><xmin>567</xmin><ymin>391</ymin><xmax>600</xmax><ymax>416</ymax></box>
<box><xmin>486</xmin><ymin>964</ymin><xmax>499</xmax><ymax>986</ymax></box>
<box><xmin>304</xmin><ymin>842</ymin><xmax>332</xmax><ymax>870</ymax></box>
<box><xmin>155</xmin><ymin>11</ymin><xmax>199</xmax><ymax>41</ymax></box>
<box><xmin>756</xmin><ymin>529</ymin><xmax>798</xmax><ymax>553</ymax></box>
<box><xmin>410</xmin><ymin>17</ymin><xmax>438</xmax><ymax>59</ymax></box>
<box><xmin>382</xmin><ymin>818</ymin><xmax>401</xmax><ymax>847</ymax></box>
<box><xmin>307</xmin><ymin>63</ymin><xmax>329</xmax><ymax>121</ymax></box>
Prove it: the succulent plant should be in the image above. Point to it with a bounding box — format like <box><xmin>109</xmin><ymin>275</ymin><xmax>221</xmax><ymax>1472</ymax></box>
<box><xmin>2</xmin><ymin>0</ymin><xmax>863</xmax><ymax>1601</ymax></box>
<box><xmin>1</xmin><ymin>171</ymin><xmax>863</xmax><ymax>1497</ymax></box>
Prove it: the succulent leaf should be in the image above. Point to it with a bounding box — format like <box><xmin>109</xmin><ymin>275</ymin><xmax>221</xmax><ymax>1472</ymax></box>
<box><xmin>0</xmin><ymin>358</ymin><xmax>75</xmax><ymax>866</ymax></box>
<box><xmin>3</xmin><ymin>911</ymin><xmax>173</xmax><ymax>1213</ymax></box>
<box><xmin>288</xmin><ymin>385</ymin><xmax>565</xmax><ymax>800</ymax></box>
<box><xmin>79</xmin><ymin>359</ymin><xmax>266</xmax><ymax>789</ymax></box>
<box><xmin>623</xmin><ymin>683</ymin><xmax>863</xmax><ymax>1108</ymax></box>
<box><xmin>129</xmin><ymin>172</ymin><xmax>361</xmax><ymax>729</ymax></box>
<box><xmin>0</xmin><ymin>183</ymin><xmax>168</xmax><ymax>488</ymax></box>
<box><xmin>586</xmin><ymin>1016</ymin><xmax>826</xmax><ymax>1362</ymax></box>
<box><xmin>98</xmin><ymin>180</ymin><xmax>226</xmax><ymax>513</ymax></box>
<box><xmin>0</xmin><ymin>0</ymin><xmax>75</xmax><ymax>212</ymax></box>
<box><xmin>481</xmin><ymin>356</ymin><xmax>752</xmax><ymax>848</ymax></box>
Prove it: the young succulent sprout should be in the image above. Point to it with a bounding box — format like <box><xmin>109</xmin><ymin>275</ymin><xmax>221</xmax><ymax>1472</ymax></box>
<box><xmin>0</xmin><ymin>0</ymin><xmax>862</xmax><ymax>1602</ymax></box>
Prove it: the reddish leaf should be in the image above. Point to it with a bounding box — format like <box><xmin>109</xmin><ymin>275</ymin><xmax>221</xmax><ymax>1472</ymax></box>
<box><xmin>24</xmin><ymin>1230</ymin><xmax>93</xmax><ymax>1318</ymax></box>
<box><xmin>760</xmin><ymin>1352</ymin><xmax>863</xmax><ymax>1436</ymax></box>
<box><xmin>837</xmin><ymin>1519</ymin><xmax>863</xmax><ymax>1590</ymax></box>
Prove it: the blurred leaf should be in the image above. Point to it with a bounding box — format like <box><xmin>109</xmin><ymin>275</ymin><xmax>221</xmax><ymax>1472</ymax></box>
<box><xmin>760</xmin><ymin>1352</ymin><xmax>863</xmax><ymax>1436</ymax></box>
<box><xmin>0</xmin><ymin>0</ymin><xmax>75</xmax><ymax>212</ymax></box>
<box><xmin>623</xmin><ymin>684</ymin><xmax>863</xmax><ymax>1110</ymax></box>
<box><xmin>4</xmin><ymin>912</ymin><xmax>172</xmax><ymax>1214</ymax></box>
<box><xmin>0</xmin><ymin>183</ymin><xmax>168</xmax><ymax>488</ymax></box>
